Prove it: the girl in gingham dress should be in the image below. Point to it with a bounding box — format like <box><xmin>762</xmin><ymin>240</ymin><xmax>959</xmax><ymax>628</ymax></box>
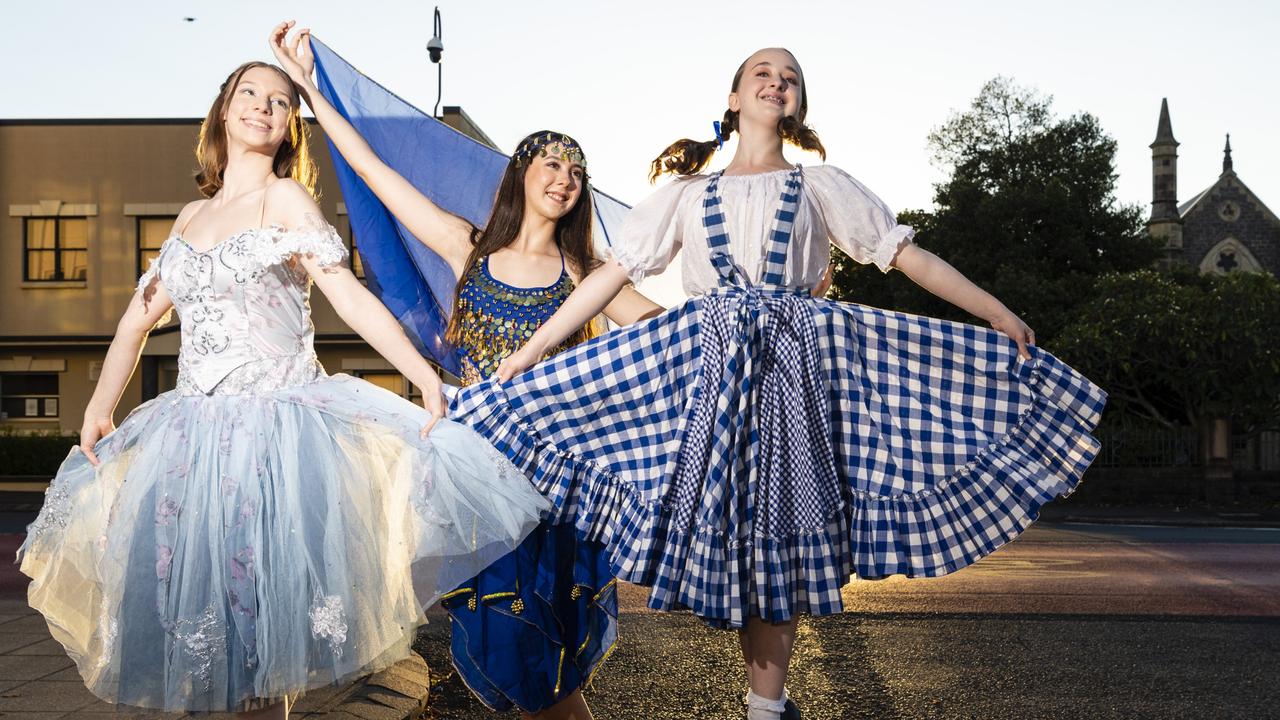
<box><xmin>455</xmin><ymin>48</ymin><xmax>1105</xmax><ymax>720</ymax></box>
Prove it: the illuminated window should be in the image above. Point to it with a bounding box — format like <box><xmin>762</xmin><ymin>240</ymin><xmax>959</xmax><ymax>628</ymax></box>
<box><xmin>24</xmin><ymin>218</ymin><xmax>88</xmax><ymax>281</ymax></box>
<box><xmin>136</xmin><ymin>216</ymin><xmax>176</xmax><ymax>278</ymax></box>
<box><xmin>351</xmin><ymin>371</ymin><xmax>421</xmax><ymax>403</ymax></box>
<box><xmin>340</xmin><ymin>217</ymin><xmax>366</xmax><ymax>280</ymax></box>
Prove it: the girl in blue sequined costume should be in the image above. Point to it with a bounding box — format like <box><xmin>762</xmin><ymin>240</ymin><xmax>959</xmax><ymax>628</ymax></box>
<box><xmin>18</xmin><ymin>61</ymin><xmax>550</xmax><ymax>718</ymax></box>
<box><xmin>473</xmin><ymin>48</ymin><xmax>1105</xmax><ymax>720</ymax></box>
<box><xmin>270</xmin><ymin>23</ymin><xmax>663</xmax><ymax>719</ymax></box>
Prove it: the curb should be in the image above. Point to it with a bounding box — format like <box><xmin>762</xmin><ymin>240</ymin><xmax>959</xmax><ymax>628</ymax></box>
<box><xmin>294</xmin><ymin>655</ymin><xmax>431</xmax><ymax>719</ymax></box>
<box><xmin>1051</xmin><ymin>515</ymin><xmax>1280</xmax><ymax>529</ymax></box>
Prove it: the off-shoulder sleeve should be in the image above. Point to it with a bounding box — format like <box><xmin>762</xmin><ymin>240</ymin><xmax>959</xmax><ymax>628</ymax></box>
<box><xmin>609</xmin><ymin>175</ymin><xmax>703</xmax><ymax>284</ymax></box>
<box><xmin>259</xmin><ymin>213</ymin><xmax>350</xmax><ymax>269</ymax></box>
<box><xmin>135</xmin><ymin>236</ymin><xmax>173</xmax><ymax>293</ymax></box>
<box><xmin>807</xmin><ymin>165</ymin><xmax>914</xmax><ymax>273</ymax></box>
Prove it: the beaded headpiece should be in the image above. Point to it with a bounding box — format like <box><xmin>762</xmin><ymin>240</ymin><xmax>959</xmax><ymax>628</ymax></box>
<box><xmin>512</xmin><ymin>130</ymin><xmax>588</xmax><ymax>171</ymax></box>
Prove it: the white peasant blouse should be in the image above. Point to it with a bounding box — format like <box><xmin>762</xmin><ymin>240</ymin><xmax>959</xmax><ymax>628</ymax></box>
<box><xmin>610</xmin><ymin>165</ymin><xmax>915</xmax><ymax>295</ymax></box>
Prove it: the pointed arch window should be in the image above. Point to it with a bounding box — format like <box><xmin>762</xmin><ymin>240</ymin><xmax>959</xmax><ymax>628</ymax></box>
<box><xmin>1199</xmin><ymin>237</ymin><xmax>1262</xmax><ymax>275</ymax></box>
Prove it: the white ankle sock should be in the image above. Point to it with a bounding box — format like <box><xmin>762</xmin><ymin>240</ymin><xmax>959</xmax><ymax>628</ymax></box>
<box><xmin>745</xmin><ymin>688</ymin><xmax>789</xmax><ymax>720</ymax></box>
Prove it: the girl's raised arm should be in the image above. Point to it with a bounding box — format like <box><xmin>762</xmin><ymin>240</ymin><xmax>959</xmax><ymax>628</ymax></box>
<box><xmin>269</xmin><ymin>21</ymin><xmax>473</xmax><ymax>277</ymax></box>
<box><xmin>892</xmin><ymin>244</ymin><xmax>1034</xmax><ymax>358</ymax></box>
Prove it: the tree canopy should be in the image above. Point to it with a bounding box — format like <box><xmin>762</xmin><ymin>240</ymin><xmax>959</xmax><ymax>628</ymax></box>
<box><xmin>1053</xmin><ymin>269</ymin><xmax>1280</xmax><ymax>430</ymax></box>
<box><xmin>832</xmin><ymin>77</ymin><xmax>1158</xmax><ymax>346</ymax></box>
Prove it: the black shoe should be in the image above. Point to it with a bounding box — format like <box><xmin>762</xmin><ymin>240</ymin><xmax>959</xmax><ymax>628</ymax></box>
<box><xmin>781</xmin><ymin>698</ymin><xmax>801</xmax><ymax>720</ymax></box>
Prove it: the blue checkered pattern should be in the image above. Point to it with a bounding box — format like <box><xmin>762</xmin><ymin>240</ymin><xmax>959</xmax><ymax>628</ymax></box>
<box><xmin>453</xmin><ymin>167</ymin><xmax>1107</xmax><ymax>629</ymax></box>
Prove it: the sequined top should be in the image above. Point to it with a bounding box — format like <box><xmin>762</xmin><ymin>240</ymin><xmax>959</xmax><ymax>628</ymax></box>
<box><xmin>453</xmin><ymin>254</ymin><xmax>589</xmax><ymax>387</ymax></box>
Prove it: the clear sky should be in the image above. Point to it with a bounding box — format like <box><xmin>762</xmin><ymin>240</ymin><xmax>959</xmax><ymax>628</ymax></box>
<box><xmin>3</xmin><ymin>0</ymin><xmax>1277</xmax><ymax>223</ymax></box>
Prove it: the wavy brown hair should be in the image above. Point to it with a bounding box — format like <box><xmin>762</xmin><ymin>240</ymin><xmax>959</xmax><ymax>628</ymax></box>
<box><xmin>195</xmin><ymin>61</ymin><xmax>318</xmax><ymax>198</ymax></box>
<box><xmin>649</xmin><ymin>48</ymin><xmax>826</xmax><ymax>182</ymax></box>
<box><xmin>444</xmin><ymin>130</ymin><xmax>599</xmax><ymax>348</ymax></box>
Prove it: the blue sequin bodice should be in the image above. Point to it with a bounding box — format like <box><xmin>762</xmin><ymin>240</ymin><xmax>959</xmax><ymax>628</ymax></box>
<box><xmin>453</xmin><ymin>255</ymin><xmax>588</xmax><ymax>386</ymax></box>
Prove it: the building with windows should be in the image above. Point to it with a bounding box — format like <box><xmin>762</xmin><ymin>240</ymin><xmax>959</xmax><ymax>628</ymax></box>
<box><xmin>1</xmin><ymin>110</ymin><xmax>495</xmax><ymax>432</ymax></box>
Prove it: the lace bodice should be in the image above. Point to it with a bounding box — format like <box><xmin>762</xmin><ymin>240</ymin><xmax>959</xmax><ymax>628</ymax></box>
<box><xmin>136</xmin><ymin>216</ymin><xmax>348</xmax><ymax>395</ymax></box>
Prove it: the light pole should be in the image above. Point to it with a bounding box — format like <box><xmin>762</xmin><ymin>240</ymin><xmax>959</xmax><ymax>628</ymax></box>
<box><xmin>427</xmin><ymin>7</ymin><xmax>443</xmax><ymax>118</ymax></box>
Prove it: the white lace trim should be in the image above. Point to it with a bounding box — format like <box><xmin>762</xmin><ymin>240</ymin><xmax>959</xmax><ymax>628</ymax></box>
<box><xmin>256</xmin><ymin>213</ymin><xmax>349</xmax><ymax>270</ymax></box>
<box><xmin>135</xmin><ymin>236</ymin><xmax>174</xmax><ymax>292</ymax></box>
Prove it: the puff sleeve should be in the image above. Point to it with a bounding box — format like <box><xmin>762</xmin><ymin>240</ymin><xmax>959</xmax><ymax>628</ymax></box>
<box><xmin>807</xmin><ymin>165</ymin><xmax>914</xmax><ymax>273</ymax></box>
<box><xmin>609</xmin><ymin>175</ymin><xmax>703</xmax><ymax>284</ymax></box>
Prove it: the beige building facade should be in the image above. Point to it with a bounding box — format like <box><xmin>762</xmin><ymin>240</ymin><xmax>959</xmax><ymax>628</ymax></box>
<box><xmin>1</xmin><ymin>110</ymin><xmax>495</xmax><ymax>434</ymax></box>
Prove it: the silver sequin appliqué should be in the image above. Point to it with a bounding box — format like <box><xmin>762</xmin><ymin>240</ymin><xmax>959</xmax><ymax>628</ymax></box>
<box><xmin>170</xmin><ymin>604</ymin><xmax>227</xmax><ymax>691</ymax></box>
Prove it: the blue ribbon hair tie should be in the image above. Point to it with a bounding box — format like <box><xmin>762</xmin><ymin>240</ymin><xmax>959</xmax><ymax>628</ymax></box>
<box><xmin>713</xmin><ymin>120</ymin><xmax>724</xmax><ymax>150</ymax></box>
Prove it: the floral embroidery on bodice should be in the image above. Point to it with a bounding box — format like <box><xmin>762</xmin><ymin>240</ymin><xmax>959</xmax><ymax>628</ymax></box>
<box><xmin>137</xmin><ymin>214</ymin><xmax>348</xmax><ymax>396</ymax></box>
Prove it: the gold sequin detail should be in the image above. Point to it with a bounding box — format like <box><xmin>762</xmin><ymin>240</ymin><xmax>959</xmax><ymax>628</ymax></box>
<box><xmin>570</xmin><ymin>586</ymin><xmax>582</xmax><ymax>600</ymax></box>
<box><xmin>511</xmin><ymin>598</ymin><xmax>525</xmax><ymax>614</ymax></box>
<box><xmin>453</xmin><ymin>258</ymin><xmax>596</xmax><ymax>386</ymax></box>
<box><xmin>467</xmin><ymin>595</ymin><xmax>477</xmax><ymax>612</ymax></box>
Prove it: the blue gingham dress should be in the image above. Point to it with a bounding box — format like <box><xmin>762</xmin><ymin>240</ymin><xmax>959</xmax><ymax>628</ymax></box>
<box><xmin>454</xmin><ymin>167</ymin><xmax>1106</xmax><ymax>629</ymax></box>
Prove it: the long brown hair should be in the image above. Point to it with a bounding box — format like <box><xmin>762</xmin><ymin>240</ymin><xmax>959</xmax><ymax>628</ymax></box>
<box><xmin>444</xmin><ymin>130</ymin><xmax>598</xmax><ymax>347</ymax></box>
<box><xmin>195</xmin><ymin>61</ymin><xmax>318</xmax><ymax>198</ymax></box>
<box><xmin>649</xmin><ymin>48</ymin><xmax>826</xmax><ymax>182</ymax></box>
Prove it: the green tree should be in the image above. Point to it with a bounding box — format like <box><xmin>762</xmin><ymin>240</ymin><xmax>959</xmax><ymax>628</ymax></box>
<box><xmin>1053</xmin><ymin>269</ymin><xmax>1280</xmax><ymax>430</ymax></box>
<box><xmin>832</xmin><ymin>77</ymin><xmax>1158</xmax><ymax>346</ymax></box>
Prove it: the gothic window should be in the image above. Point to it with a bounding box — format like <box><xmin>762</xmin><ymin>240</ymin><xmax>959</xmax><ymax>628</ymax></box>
<box><xmin>1199</xmin><ymin>237</ymin><xmax>1262</xmax><ymax>275</ymax></box>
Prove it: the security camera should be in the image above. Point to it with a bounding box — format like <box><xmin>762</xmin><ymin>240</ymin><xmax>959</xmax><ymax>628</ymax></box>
<box><xmin>427</xmin><ymin>36</ymin><xmax>443</xmax><ymax>63</ymax></box>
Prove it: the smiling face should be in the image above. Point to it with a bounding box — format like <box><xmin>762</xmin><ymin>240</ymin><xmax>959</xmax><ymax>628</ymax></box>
<box><xmin>195</xmin><ymin>62</ymin><xmax>316</xmax><ymax>198</ymax></box>
<box><xmin>221</xmin><ymin>65</ymin><xmax>296</xmax><ymax>153</ymax></box>
<box><xmin>728</xmin><ymin>48</ymin><xmax>805</xmax><ymax>126</ymax></box>
<box><xmin>521</xmin><ymin>142</ymin><xmax>587</xmax><ymax>221</ymax></box>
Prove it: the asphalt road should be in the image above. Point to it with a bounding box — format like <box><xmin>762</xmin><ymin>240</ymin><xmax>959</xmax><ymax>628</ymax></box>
<box><xmin>3</xmin><ymin>495</ymin><xmax>1275</xmax><ymax>719</ymax></box>
<box><xmin>415</xmin><ymin>523</ymin><xmax>1280</xmax><ymax>719</ymax></box>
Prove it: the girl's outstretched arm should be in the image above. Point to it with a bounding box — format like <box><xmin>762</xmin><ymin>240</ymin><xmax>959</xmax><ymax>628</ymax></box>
<box><xmin>495</xmin><ymin>258</ymin><xmax>631</xmax><ymax>380</ymax></box>
<box><xmin>271</xmin><ymin>180</ymin><xmax>448</xmax><ymax>435</ymax></box>
<box><xmin>892</xmin><ymin>243</ymin><xmax>1035</xmax><ymax>358</ymax></box>
<box><xmin>269</xmin><ymin>21</ymin><xmax>473</xmax><ymax>277</ymax></box>
<box><xmin>602</xmin><ymin>284</ymin><xmax>664</xmax><ymax>326</ymax></box>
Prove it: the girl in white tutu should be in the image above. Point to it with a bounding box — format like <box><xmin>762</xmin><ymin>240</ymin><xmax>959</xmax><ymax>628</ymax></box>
<box><xmin>18</xmin><ymin>60</ymin><xmax>548</xmax><ymax>718</ymax></box>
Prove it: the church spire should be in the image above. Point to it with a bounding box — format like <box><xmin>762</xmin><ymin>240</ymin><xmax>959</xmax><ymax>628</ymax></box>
<box><xmin>1151</xmin><ymin>98</ymin><xmax>1178</xmax><ymax>149</ymax></box>
<box><xmin>1148</xmin><ymin>99</ymin><xmax>1184</xmax><ymax>267</ymax></box>
<box><xmin>1149</xmin><ymin>98</ymin><xmax>1180</xmax><ymax>224</ymax></box>
<box><xmin>1223</xmin><ymin>133</ymin><xmax>1234</xmax><ymax>175</ymax></box>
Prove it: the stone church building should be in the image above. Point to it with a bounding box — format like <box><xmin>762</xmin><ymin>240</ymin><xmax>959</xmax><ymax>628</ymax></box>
<box><xmin>1147</xmin><ymin>99</ymin><xmax>1280</xmax><ymax>276</ymax></box>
